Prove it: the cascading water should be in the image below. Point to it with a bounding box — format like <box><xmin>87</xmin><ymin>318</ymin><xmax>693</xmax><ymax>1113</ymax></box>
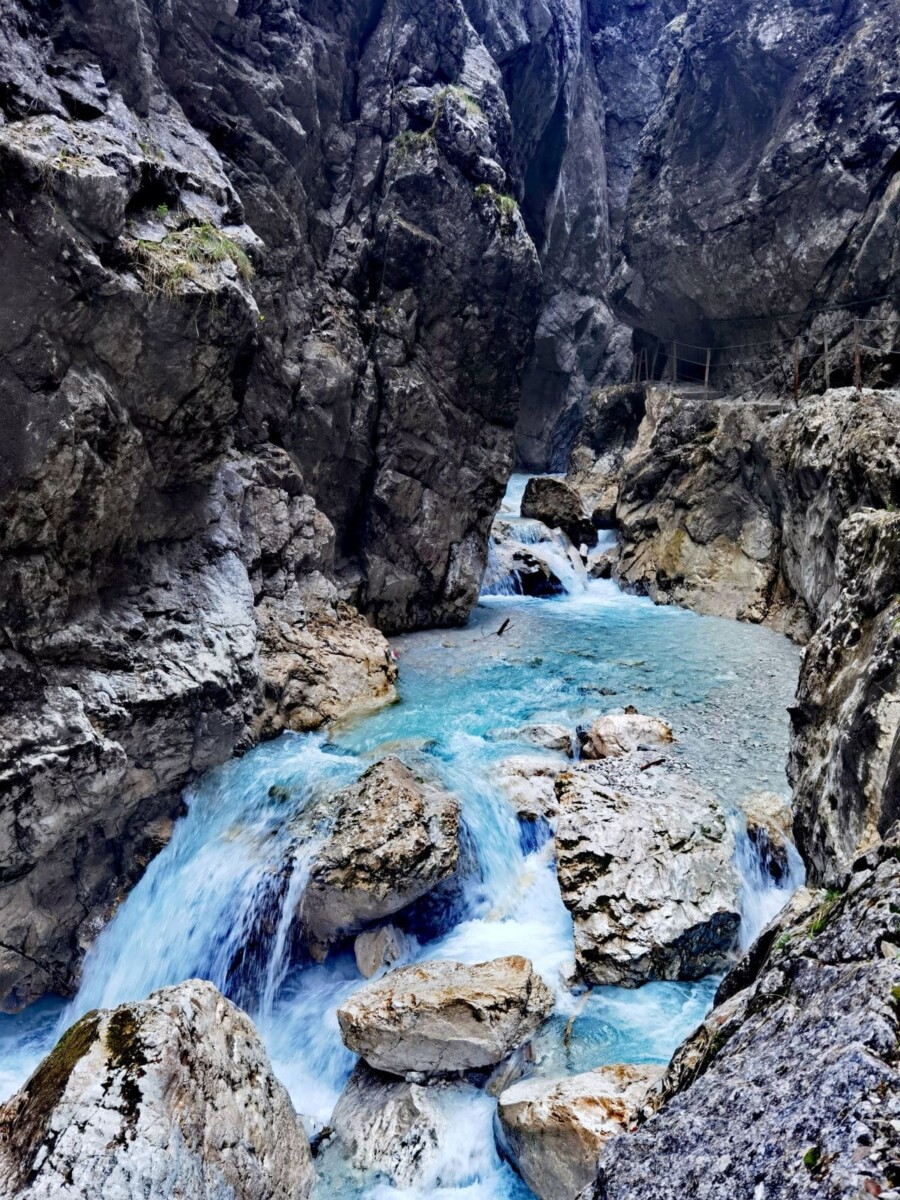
<box><xmin>0</xmin><ymin>474</ymin><xmax>803</xmax><ymax>1198</ymax></box>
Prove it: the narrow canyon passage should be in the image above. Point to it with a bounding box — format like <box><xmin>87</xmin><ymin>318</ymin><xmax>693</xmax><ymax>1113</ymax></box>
<box><xmin>0</xmin><ymin>478</ymin><xmax>801</xmax><ymax>1199</ymax></box>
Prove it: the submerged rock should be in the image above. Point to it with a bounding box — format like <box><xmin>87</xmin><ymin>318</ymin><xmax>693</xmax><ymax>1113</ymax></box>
<box><xmin>331</xmin><ymin>1061</ymin><xmax>471</xmax><ymax>1187</ymax></box>
<box><xmin>592</xmin><ymin>834</ymin><xmax>900</xmax><ymax>1199</ymax></box>
<box><xmin>354</xmin><ymin>924</ymin><xmax>409</xmax><ymax>980</ymax></box>
<box><xmin>491</xmin><ymin>724</ymin><xmax>574</xmax><ymax>755</ymax></box>
<box><xmin>522</xmin><ymin>478</ymin><xmax>597</xmax><ymax>549</ymax></box>
<box><xmin>555</xmin><ymin>763</ymin><xmax>740</xmax><ymax>985</ymax></box>
<box><xmin>496</xmin><ymin>1065</ymin><xmax>665</xmax><ymax>1200</ymax></box>
<box><xmin>300</xmin><ymin>757</ymin><xmax>460</xmax><ymax>959</ymax></box>
<box><xmin>577</xmin><ymin>711</ymin><xmax>674</xmax><ymax>760</ymax></box>
<box><xmin>0</xmin><ymin>980</ymin><xmax>313</xmax><ymax>1200</ymax></box>
<box><xmin>337</xmin><ymin>956</ymin><xmax>554</xmax><ymax>1076</ymax></box>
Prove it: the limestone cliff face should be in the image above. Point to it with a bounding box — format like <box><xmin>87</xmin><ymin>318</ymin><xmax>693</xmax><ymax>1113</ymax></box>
<box><xmin>0</xmin><ymin>0</ymin><xmax>548</xmax><ymax>1011</ymax></box>
<box><xmin>591</xmin><ymin>836</ymin><xmax>900</xmax><ymax>1200</ymax></box>
<box><xmin>0</xmin><ymin>0</ymin><xmax>696</xmax><ymax>1012</ymax></box>
<box><xmin>575</xmin><ymin>385</ymin><xmax>900</xmax><ymax>880</ymax></box>
<box><xmin>511</xmin><ymin>0</ymin><xmax>684</xmax><ymax>469</ymax></box>
<box><xmin>612</xmin><ymin>0</ymin><xmax>900</xmax><ymax>391</ymax></box>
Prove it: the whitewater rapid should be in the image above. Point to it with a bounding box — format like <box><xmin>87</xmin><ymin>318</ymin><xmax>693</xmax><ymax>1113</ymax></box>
<box><xmin>0</xmin><ymin>476</ymin><xmax>803</xmax><ymax>1198</ymax></box>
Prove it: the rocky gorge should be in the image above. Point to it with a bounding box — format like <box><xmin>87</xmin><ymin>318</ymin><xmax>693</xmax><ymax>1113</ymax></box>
<box><xmin>1</xmin><ymin>0</ymin><xmax>899</xmax><ymax>1199</ymax></box>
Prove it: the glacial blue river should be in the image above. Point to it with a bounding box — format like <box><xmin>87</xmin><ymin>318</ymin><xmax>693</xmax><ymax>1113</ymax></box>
<box><xmin>0</xmin><ymin>478</ymin><xmax>802</xmax><ymax>1198</ymax></box>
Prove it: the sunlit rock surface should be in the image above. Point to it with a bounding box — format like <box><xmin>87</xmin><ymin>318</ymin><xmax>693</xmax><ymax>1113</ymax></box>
<box><xmin>337</xmin><ymin>956</ymin><xmax>554</xmax><ymax>1076</ymax></box>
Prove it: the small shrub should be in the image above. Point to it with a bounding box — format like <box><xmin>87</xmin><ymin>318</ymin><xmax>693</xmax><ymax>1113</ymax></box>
<box><xmin>128</xmin><ymin>222</ymin><xmax>253</xmax><ymax>298</ymax></box>
<box><xmin>474</xmin><ymin>183</ymin><xmax>519</xmax><ymax>235</ymax></box>
<box><xmin>809</xmin><ymin>888</ymin><xmax>842</xmax><ymax>936</ymax></box>
<box><xmin>447</xmin><ymin>84</ymin><xmax>483</xmax><ymax>116</ymax></box>
<box><xmin>155</xmin><ymin>203</ymin><xmax>169</xmax><ymax>220</ymax></box>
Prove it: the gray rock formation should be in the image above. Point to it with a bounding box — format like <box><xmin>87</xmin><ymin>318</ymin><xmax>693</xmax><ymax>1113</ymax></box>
<box><xmin>555</xmin><ymin>761</ymin><xmax>741</xmax><ymax>985</ymax></box>
<box><xmin>614</xmin><ymin>388</ymin><xmax>900</xmax><ymax>640</ymax></box>
<box><xmin>790</xmin><ymin>509</ymin><xmax>900</xmax><ymax>886</ymax></box>
<box><xmin>331</xmin><ymin>1061</ymin><xmax>471</xmax><ymax>1188</ymax></box>
<box><xmin>511</xmin><ymin>0</ymin><xmax>684</xmax><ymax>469</ymax></box>
<box><xmin>337</xmin><ymin>956</ymin><xmax>554</xmax><ymax>1076</ymax></box>
<box><xmin>577</xmin><ymin>711</ymin><xmax>674</xmax><ymax>760</ymax></box>
<box><xmin>0</xmin><ymin>979</ymin><xmax>314</xmax><ymax>1200</ymax></box>
<box><xmin>522</xmin><ymin>478</ymin><xmax>598</xmax><ymax>548</ymax></box>
<box><xmin>496</xmin><ymin>1065</ymin><xmax>665</xmax><ymax>1200</ymax></box>
<box><xmin>587</xmin><ymin>833</ymin><xmax>900</xmax><ymax>1200</ymax></box>
<box><xmin>611</xmin><ymin>0</ymin><xmax>900</xmax><ymax>392</ymax></box>
<box><xmin>496</xmin><ymin>756</ymin><xmax>564</xmax><ymax>823</ymax></box>
<box><xmin>300</xmin><ymin>757</ymin><xmax>461</xmax><ymax>960</ymax></box>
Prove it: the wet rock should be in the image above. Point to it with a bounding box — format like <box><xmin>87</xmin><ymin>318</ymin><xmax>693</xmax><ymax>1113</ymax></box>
<box><xmin>492</xmin><ymin>724</ymin><xmax>574</xmax><ymax>756</ymax></box>
<box><xmin>0</xmin><ymin>980</ymin><xmax>313</xmax><ymax>1200</ymax></box>
<box><xmin>522</xmin><ymin>478</ymin><xmax>598</xmax><ymax>549</ymax></box>
<box><xmin>739</xmin><ymin>791</ymin><xmax>793</xmax><ymax>884</ymax></box>
<box><xmin>555</xmin><ymin>763</ymin><xmax>740</xmax><ymax>985</ymax></box>
<box><xmin>592</xmin><ymin>835</ymin><xmax>900</xmax><ymax>1200</ymax></box>
<box><xmin>496</xmin><ymin>756</ymin><xmax>563</xmax><ymax>822</ymax></box>
<box><xmin>337</xmin><ymin>956</ymin><xmax>554</xmax><ymax>1076</ymax></box>
<box><xmin>355</xmin><ymin>925</ymin><xmax>409</xmax><ymax>980</ymax></box>
<box><xmin>587</xmin><ymin>552</ymin><xmax>615</xmax><ymax>580</ymax></box>
<box><xmin>300</xmin><ymin>758</ymin><xmax>460</xmax><ymax>959</ymax></box>
<box><xmin>496</xmin><ymin>1065</ymin><xmax>665</xmax><ymax>1200</ymax></box>
<box><xmin>577</xmin><ymin>711</ymin><xmax>674</xmax><ymax>760</ymax></box>
<box><xmin>331</xmin><ymin>1060</ymin><xmax>471</xmax><ymax>1187</ymax></box>
<box><xmin>0</xmin><ymin>450</ymin><xmax>397</xmax><ymax>1012</ymax></box>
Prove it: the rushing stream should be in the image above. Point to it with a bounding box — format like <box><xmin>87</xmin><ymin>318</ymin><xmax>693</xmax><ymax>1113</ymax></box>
<box><xmin>0</xmin><ymin>476</ymin><xmax>802</xmax><ymax>1198</ymax></box>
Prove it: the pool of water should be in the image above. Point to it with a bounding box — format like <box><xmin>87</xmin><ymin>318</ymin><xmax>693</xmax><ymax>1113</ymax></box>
<box><xmin>0</xmin><ymin>476</ymin><xmax>802</xmax><ymax>1198</ymax></box>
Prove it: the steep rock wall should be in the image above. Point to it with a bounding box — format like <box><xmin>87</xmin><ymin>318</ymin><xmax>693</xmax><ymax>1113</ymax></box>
<box><xmin>0</xmin><ymin>0</ymin><xmax>554</xmax><ymax>1010</ymax></box>
<box><xmin>612</xmin><ymin>0</ymin><xmax>900</xmax><ymax>393</ymax></box>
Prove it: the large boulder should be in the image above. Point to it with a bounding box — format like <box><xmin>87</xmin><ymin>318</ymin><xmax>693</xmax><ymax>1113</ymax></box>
<box><xmin>577</xmin><ymin>710</ymin><xmax>674</xmax><ymax>760</ymax></box>
<box><xmin>331</xmin><ymin>1060</ymin><xmax>472</xmax><ymax>1187</ymax></box>
<box><xmin>496</xmin><ymin>1065</ymin><xmax>665</xmax><ymax>1200</ymax></box>
<box><xmin>337</xmin><ymin>956</ymin><xmax>554</xmax><ymax>1076</ymax></box>
<box><xmin>521</xmin><ymin>478</ymin><xmax>597</xmax><ymax>548</ymax></box>
<box><xmin>299</xmin><ymin>757</ymin><xmax>460</xmax><ymax>959</ymax></box>
<box><xmin>0</xmin><ymin>980</ymin><xmax>314</xmax><ymax>1200</ymax></box>
<box><xmin>555</xmin><ymin>762</ymin><xmax>741</xmax><ymax>985</ymax></box>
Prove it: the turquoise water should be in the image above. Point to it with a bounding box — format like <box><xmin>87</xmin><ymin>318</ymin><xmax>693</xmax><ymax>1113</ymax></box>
<box><xmin>0</xmin><ymin>477</ymin><xmax>802</xmax><ymax>1197</ymax></box>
